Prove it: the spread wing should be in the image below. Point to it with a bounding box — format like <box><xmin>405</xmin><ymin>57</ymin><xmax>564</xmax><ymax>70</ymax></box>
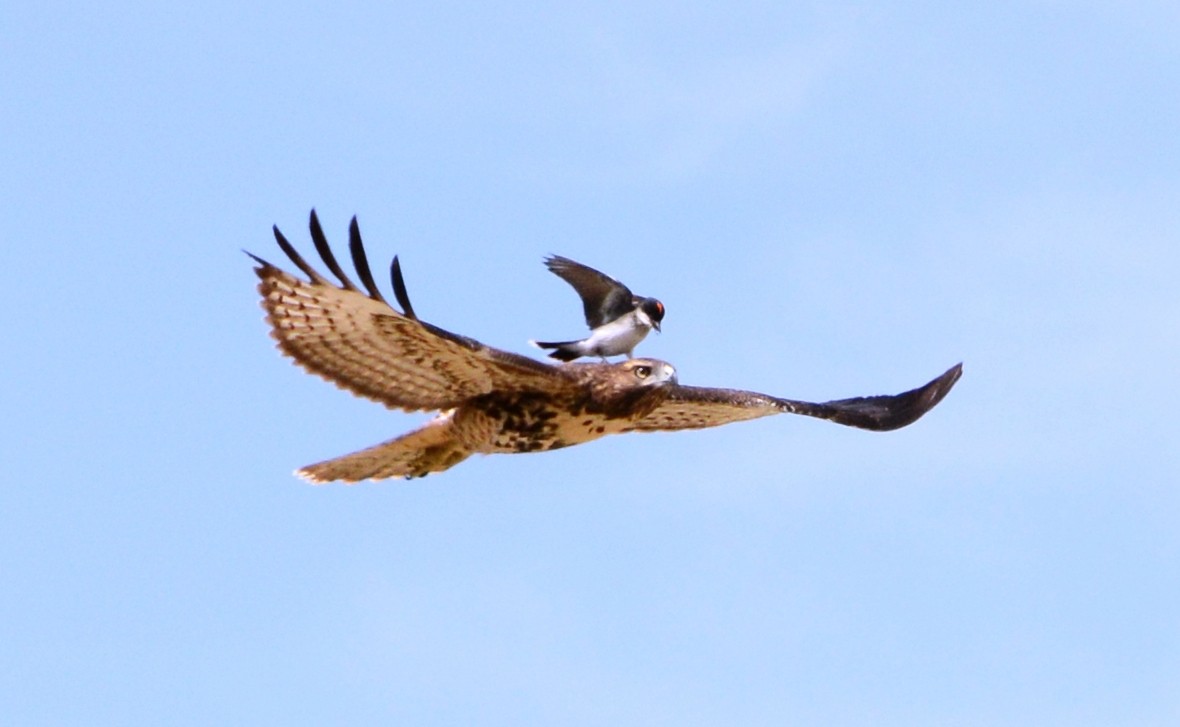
<box><xmin>250</xmin><ymin>210</ymin><xmax>567</xmax><ymax>412</ymax></box>
<box><xmin>544</xmin><ymin>255</ymin><xmax>635</xmax><ymax>329</ymax></box>
<box><xmin>625</xmin><ymin>364</ymin><xmax>962</xmax><ymax>433</ymax></box>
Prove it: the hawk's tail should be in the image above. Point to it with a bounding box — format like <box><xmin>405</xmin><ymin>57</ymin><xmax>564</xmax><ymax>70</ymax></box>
<box><xmin>297</xmin><ymin>414</ymin><xmax>471</xmax><ymax>483</ymax></box>
<box><xmin>528</xmin><ymin>339</ymin><xmax>582</xmax><ymax>362</ymax></box>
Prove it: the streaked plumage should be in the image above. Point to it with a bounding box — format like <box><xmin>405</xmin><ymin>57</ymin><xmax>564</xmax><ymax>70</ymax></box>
<box><xmin>249</xmin><ymin>211</ymin><xmax>962</xmax><ymax>483</ymax></box>
<box><xmin>531</xmin><ymin>255</ymin><xmax>666</xmax><ymax>361</ymax></box>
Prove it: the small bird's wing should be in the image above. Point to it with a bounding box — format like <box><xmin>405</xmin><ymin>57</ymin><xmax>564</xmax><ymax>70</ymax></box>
<box><xmin>544</xmin><ymin>255</ymin><xmax>636</xmax><ymax>329</ymax></box>
<box><xmin>249</xmin><ymin>210</ymin><xmax>568</xmax><ymax>412</ymax></box>
<box><xmin>625</xmin><ymin>364</ymin><xmax>962</xmax><ymax>432</ymax></box>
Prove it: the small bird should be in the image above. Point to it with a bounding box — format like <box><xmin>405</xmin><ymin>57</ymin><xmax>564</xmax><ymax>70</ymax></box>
<box><xmin>531</xmin><ymin>255</ymin><xmax>666</xmax><ymax>362</ymax></box>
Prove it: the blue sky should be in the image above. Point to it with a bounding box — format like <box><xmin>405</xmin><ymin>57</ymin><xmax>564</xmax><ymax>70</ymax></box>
<box><xmin>3</xmin><ymin>1</ymin><xmax>1177</xmax><ymax>724</ymax></box>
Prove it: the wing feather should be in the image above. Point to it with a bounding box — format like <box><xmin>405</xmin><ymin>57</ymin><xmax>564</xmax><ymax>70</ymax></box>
<box><xmin>308</xmin><ymin>209</ymin><xmax>361</xmax><ymax>292</ymax></box>
<box><xmin>347</xmin><ymin>215</ymin><xmax>388</xmax><ymax>304</ymax></box>
<box><xmin>623</xmin><ymin>386</ymin><xmax>785</xmax><ymax>431</ymax></box>
<box><xmin>544</xmin><ymin>255</ymin><xmax>634</xmax><ymax>329</ymax></box>
<box><xmin>251</xmin><ymin>213</ymin><xmax>566</xmax><ymax>412</ymax></box>
<box><xmin>627</xmin><ymin>364</ymin><xmax>962</xmax><ymax>433</ymax></box>
<box><xmin>271</xmin><ymin>225</ymin><xmax>328</xmax><ymax>284</ymax></box>
<box><xmin>390</xmin><ymin>255</ymin><xmax>417</xmax><ymax>320</ymax></box>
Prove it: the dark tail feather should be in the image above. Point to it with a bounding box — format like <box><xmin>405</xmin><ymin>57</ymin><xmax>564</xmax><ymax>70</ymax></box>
<box><xmin>547</xmin><ymin>349</ymin><xmax>581</xmax><ymax>362</ymax></box>
<box><xmin>530</xmin><ymin>339</ymin><xmax>582</xmax><ymax>362</ymax></box>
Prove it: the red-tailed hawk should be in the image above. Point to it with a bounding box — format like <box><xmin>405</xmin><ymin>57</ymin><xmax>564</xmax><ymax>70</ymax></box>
<box><xmin>249</xmin><ymin>211</ymin><xmax>962</xmax><ymax>483</ymax></box>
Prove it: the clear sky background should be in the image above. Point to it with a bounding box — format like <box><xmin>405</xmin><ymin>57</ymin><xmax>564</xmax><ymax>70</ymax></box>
<box><xmin>3</xmin><ymin>2</ymin><xmax>1177</xmax><ymax>724</ymax></box>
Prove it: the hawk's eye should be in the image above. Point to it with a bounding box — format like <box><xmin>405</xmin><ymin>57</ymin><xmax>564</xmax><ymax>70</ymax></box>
<box><xmin>634</xmin><ymin>365</ymin><xmax>652</xmax><ymax>379</ymax></box>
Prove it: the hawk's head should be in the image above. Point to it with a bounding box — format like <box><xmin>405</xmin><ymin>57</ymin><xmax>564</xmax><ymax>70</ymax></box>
<box><xmin>618</xmin><ymin>358</ymin><xmax>677</xmax><ymax>386</ymax></box>
<box><xmin>581</xmin><ymin>358</ymin><xmax>678</xmax><ymax>420</ymax></box>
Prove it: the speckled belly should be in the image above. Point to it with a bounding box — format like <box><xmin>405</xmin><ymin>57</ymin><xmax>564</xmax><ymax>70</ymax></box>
<box><xmin>453</xmin><ymin>392</ymin><xmax>630</xmax><ymax>454</ymax></box>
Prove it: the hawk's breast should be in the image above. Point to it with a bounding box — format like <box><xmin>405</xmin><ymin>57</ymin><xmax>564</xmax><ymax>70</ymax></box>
<box><xmin>455</xmin><ymin>391</ymin><xmax>635</xmax><ymax>454</ymax></box>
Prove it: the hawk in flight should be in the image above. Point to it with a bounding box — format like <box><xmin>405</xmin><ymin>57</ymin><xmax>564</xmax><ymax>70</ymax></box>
<box><xmin>249</xmin><ymin>211</ymin><xmax>962</xmax><ymax>483</ymax></box>
<box><xmin>530</xmin><ymin>255</ymin><xmax>665</xmax><ymax>361</ymax></box>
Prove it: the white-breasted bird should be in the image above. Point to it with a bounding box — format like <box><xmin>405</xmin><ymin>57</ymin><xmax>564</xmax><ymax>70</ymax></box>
<box><xmin>530</xmin><ymin>255</ymin><xmax>665</xmax><ymax>362</ymax></box>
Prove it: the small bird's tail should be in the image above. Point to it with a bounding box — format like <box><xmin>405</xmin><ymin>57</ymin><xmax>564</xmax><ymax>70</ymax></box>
<box><xmin>528</xmin><ymin>339</ymin><xmax>582</xmax><ymax>362</ymax></box>
<box><xmin>297</xmin><ymin>413</ymin><xmax>471</xmax><ymax>483</ymax></box>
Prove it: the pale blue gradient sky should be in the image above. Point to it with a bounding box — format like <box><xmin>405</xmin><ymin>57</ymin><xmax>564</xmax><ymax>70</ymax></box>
<box><xmin>3</xmin><ymin>2</ymin><xmax>1178</xmax><ymax>724</ymax></box>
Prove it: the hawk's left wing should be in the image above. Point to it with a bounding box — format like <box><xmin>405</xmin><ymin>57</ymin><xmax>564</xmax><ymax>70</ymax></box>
<box><xmin>250</xmin><ymin>210</ymin><xmax>568</xmax><ymax>413</ymax></box>
<box><xmin>625</xmin><ymin>363</ymin><xmax>962</xmax><ymax>433</ymax></box>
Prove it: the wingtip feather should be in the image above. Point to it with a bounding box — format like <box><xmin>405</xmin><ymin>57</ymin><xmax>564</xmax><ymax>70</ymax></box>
<box><xmin>391</xmin><ymin>255</ymin><xmax>418</xmax><ymax>319</ymax></box>
<box><xmin>244</xmin><ymin>249</ymin><xmax>272</xmax><ymax>268</ymax></box>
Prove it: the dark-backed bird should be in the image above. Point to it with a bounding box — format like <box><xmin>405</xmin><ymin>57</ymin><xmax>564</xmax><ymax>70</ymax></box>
<box><xmin>248</xmin><ymin>210</ymin><xmax>962</xmax><ymax>482</ymax></box>
<box><xmin>530</xmin><ymin>255</ymin><xmax>666</xmax><ymax>361</ymax></box>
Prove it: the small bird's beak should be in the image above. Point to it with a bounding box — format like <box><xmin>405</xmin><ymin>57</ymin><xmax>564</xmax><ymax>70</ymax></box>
<box><xmin>653</xmin><ymin>321</ymin><xmax>662</xmax><ymax>333</ymax></box>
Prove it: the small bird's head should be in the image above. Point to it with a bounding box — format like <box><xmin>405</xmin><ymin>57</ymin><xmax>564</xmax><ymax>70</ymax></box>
<box><xmin>636</xmin><ymin>297</ymin><xmax>666</xmax><ymax>332</ymax></box>
<box><xmin>620</xmin><ymin>358</ymin><xmax>677</xmax><ymax>386</ymax></box>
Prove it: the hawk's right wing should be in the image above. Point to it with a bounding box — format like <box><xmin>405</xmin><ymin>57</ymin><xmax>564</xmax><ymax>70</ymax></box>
<box><xmin>625</xmin><ymin>364</ymin><xmax>962</xmax><ymax>433</ymax></box>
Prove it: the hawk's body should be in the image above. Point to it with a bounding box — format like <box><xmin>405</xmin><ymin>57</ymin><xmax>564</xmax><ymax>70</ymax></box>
<box><xmin>250</xmin><ymin>211</ymin><xmax>962</xmax><ymax>483</ymax></box>
<box><xmin>297</xmin><ymin>362</ymin><xmax>675</xmax><ymax>481</ymax></box>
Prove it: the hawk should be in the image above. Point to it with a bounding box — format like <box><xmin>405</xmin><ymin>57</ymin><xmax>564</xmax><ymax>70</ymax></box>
<box><xmin>530</xmin><ymin>255</ymin><xmax>665</xmax><ymax>361</ymax></box>
<box><xmin>249</xmin><ymin>211</ymin><xmax>962</xmax><ymax>483</ymax></box>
